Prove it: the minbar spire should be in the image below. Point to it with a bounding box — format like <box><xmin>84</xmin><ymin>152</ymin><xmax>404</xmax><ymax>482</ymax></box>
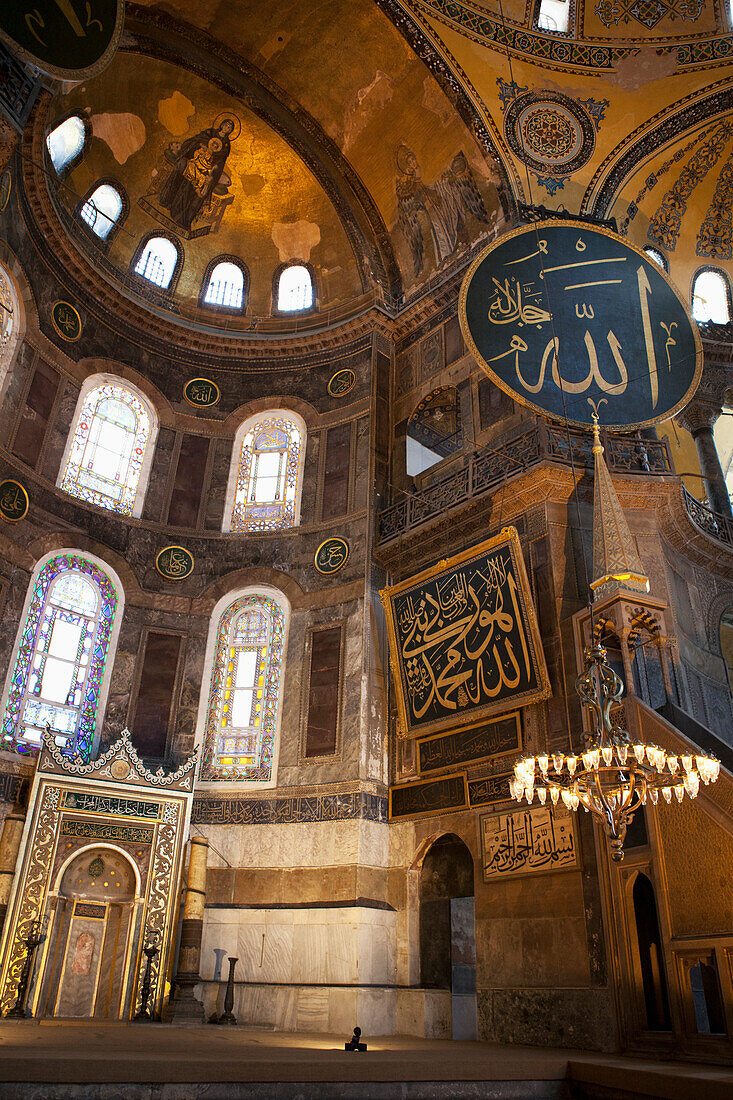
<box><xmin>589</xmin><ymin>416</ymin><xmax>649</xmax><ymax>602</ymax></box>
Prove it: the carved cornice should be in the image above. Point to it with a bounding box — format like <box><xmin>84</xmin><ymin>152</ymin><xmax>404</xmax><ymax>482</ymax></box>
<box><xmin>39</xmin><ymin>726</ymin><xmax>198</xmax><ymax>792</ymax></box>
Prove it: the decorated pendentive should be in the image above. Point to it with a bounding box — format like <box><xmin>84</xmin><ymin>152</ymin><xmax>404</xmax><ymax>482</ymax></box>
<box><xmin>51</xmin><ymin>301</ymin><xmax>82</xmax><ymax>342</ymax></box>
<box><xmin>499</xmin><ymin>86</ymin><xmax>606</xmax><ymax>197</ymax></box>
<box><xmin>0</xmin><ymin>0</ymin><xmax>124</xmax><ymax>81</ymax></box>
<box><xmin>0</xmin><ymin>480</ymin><xmax>29</xmax><ymax>523</ymax></box>
<box><xmin>459</xmin><ymin>220</ymin><xmax>702</xmax><ymax>431</ymax></box>
<box><xmin>184</xmin><ymin>378</ymin><xmax>220</xmax><ymax>409</ymax></box>
<box><xmin>0</xmin><ymin>170</ymin><xmax>11</xmax><ymax>212</ymax></box>
<box><xmin>314</xmin><ymin>537</ymin><xmax>350</xmax><ymax>575</ymax></box>
<box><xmin>327</xmin><ymin>368</ymin><xmax>356</xmax><ymax>398</ymax></box>
<box><xmin>156</xmin><ymin>546</ymin><xmax>194</xmax><ymax>580</ymax></box>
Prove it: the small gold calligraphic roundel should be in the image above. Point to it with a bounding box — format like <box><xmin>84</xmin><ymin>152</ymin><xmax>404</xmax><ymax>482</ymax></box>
<box><xmin>0</xmin><ymin>479</ymin><xmax>29</xmax><ymax>523</ymax></box>
<box><xmin>156</xmin><ymin>545</ymin><xmax>194</xmax><ymax>580</ymax></box>
<box><xmin>51</xmin><ymin>301</ymin><xmax>82</xmax><ymax>342</ymax></box>
<box><xmin>184</xmin><ymin>378</ymin><xmax>220</xmax><ymax>408</ymax></box>
<box><xmin>314</xmin><ymin>537</ymin><xmax>350</xmax><ymax>575</ymax></box>
<box><xmin>327</xmin><ymin>368</ymin><xmax>356</xmax><ymax>398</ymax></box>
<box><xmin>110</xmin><ymin>759</ymin><xmax>131</xmax><ymax>781</ymax></box>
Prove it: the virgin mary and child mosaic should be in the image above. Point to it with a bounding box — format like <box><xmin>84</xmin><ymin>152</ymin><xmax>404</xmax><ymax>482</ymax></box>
<box><xmin>139</xmin><ymin>113</ymin><xmax>241</xmax><ymax>239</ymax></box>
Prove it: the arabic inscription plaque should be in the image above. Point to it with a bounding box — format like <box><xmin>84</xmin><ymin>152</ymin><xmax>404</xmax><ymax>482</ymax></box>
<box><xmin>481</xmin><ymin>806</ymin><xmax>578</xmax><ymax>881</ymax></box>
<box><xmin>418</xmin><ymin>712</ymin><xmax>520</xmax><ymax>774</ymax></box>
<box><xmin>51</xmin><ymin>301</ymin><xmax>82</xmax><ymax>342</ymax></box>
<box><xmin>315</xmin><ymin>538</ymin><xmax>350</xmax><ymax>575</ymax></box>
<box><xmin>381</xmin><ymin>527</ymin><xmax>550</xmax><ymax>739</ymax></box>
<box><xmin>156</xmin><ymin>546</ymin><xmax>194</xmax><ymax>580</ymax></box>
<box><xmin>184</xmin><ymin>378</ymin><xmax>220</xmax><ymax>408</ymax></box>
<box><xmin>459</xmin><ymin>221</ymin><xmax>702</xmax><ymax>430</ymax></box>
<box><xmin>0</xmin><ymin>480</ymin><xmax>29</xmax><ymax>523</ymax></box>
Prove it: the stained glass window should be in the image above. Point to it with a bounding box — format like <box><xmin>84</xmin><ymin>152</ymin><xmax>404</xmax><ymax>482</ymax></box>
<box><xmin>0</xmin><ymin>555</ymin><xmax>118</xmax><ymax>759</ymax></box>
<box><xmin>228</xmin><ymin>415</ymin><xmax>304</xmax><ymax>533</ymax></box>
<box><xmin>201</xmin><ymin>593</ymin><xmax>286</xmax><ymax>781</ymax></box>
<box><xmin>644</xmin><ymin>247</ymin><xmax>667</xmax><ymax>270</ymax></box>
<box><xmin>0</xmin><ymin>266</ymin><xmax>15</xmax><ymax>382</ymax></box>
<box><xmin>80</xmin><ymin>183</ymin><xmax>123</xmax><ymax>240</ymax></box>
<box><xmin>46</xmin><ymin>115</ymin><xmax>86</xmax><ymax>173</ymax></box>
<box><xmin>60</xmin><ymin>381</ymin><xmax>152</xmax><ymax>516</ymax></box>
<box><xmin>277</xmin><ymin>265</ymin><xmax>313</xmax><ymax>312</ymax></box>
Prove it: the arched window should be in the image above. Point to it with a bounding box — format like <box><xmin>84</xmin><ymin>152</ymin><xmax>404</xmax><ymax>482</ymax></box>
<box><xmin>407</xmin><ymin>387</ymin><xmax>463</xmax><ymax>477</ymax></box>
<box><xmin>202</xmin><ymin>259</ymin><xmax>247</xmax><ymax>310</ymax></box>
<box><xmin>0</xmin><ymin>261</ymin><xmax>21</xmax><ymax>396</ymax></box>
<box><xmin>199</xmin><ymin>590</ymin><xmax>288</xmax><ymax>782</ymax></box>
<box><xmin>0</xmin><ymin>553</ymin><xmax>120</xmax><ymax>759</ymax></box>
<box><xmin>46</xmin><ymin>115</ymin><xmax>86</xmax><ymax>174</ymax></box>
<box><xmin>692</xmin><ymin>269</ymin><xmax>731</xmax><ymax>324</ymax></box>
<box><xmin>225</xmin><ymin>412</ymin><xmax>306</xmax><ymax>533</ymax></box>
<box><xmin>133</xmin><ymin>236</ymin><xmax>180</xmax><ymax>290</ymax></box>
<box><xmin>79</xmin><ymin>183</ymin><xmax>124</xmax><ymax>240</ymax></box>
<box><xmin>59</xmin><ymin>378</ymin><xmax>156</xmax><ymax>517</ymax></box>
<box><xmin>536</xmin><ymin>0</ymin><xmax>570</xmax><ymax>31</ymax></box>
<box><xmin>644</xmin><ymin>247</ymin><xmax>667</xmax><ymax>270</ymax></box>
<box><xmin>276</xmin><ymin>264</ymin><xmax>313</xmax><ymax>312</ymax></box>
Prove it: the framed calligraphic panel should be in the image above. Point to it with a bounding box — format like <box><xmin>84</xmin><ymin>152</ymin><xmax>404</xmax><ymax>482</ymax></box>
<box><xmin>381</xmin><ymin>528</ymin><xmax>550</xmax><ymax>740</ymax></box>
<box><xmin>468</xmin><ymin>773</ymin><xmax>512</xmax><ymax>807</ymax></box>
<box><xmin>389</xmin><ymin>773</ymin><xmax>468</xmax><ymax>820</ymax></box>
<box><xmin>459</xmin><ymin>221</ymin><xmax>702</xmax><ymax>430</ymax></box>
<box><xmin>418</xmin><ymin>712</ymin><xmax>521</xmax><ymax>774</ymax></box>
<box><xmin>481</xmin><ymin>805</ymin><xmax>579</xmax><ymax>881</ymax></box>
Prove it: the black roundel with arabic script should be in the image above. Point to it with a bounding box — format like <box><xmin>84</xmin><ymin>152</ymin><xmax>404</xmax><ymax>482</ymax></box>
<box><xmin>459</xmin><ymin>222</ymin><xmax>702</xmax><ymax>430</ymax></box>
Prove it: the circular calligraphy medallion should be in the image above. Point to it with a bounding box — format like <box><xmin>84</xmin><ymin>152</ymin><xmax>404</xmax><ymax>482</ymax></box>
<box><xmin>327</xmin><ymin>368</ymin><xmax>356</xmax><ymax>398</ymax></box>
<box><xmin>459</xmin><ymin>221</ymin><xmax>702</xmax><ymax>430</ymax></box>
<box><xmin>0</xmin><ymin>0</ymin><xmax>124</xmax><ymax>81</ymax></box>
<box><xmin>504</xmin><ymin>92</ymin><xmax>595</xmax><ymax>177</ymax></box>
<box><xmin>0</xmin><ymin>479</ymin><xmax>29</xmax><ymax>523</ymax></box>
<box><xmin>0</xmin><ymin>170</ymin><xmax>11</xmax><ymax>212</ymax></box>
<box><xmin>184</xmin><ymin>377</ymin><xmax>220</xmax><ymax>408</ymax></box>
<box><xmin>51</xmin><ymin>300</ymin><xmax>82</xmax><ymax>342</ymax></box>
<box><xmin>156</xmin><ymin>545</ymin><xmax>194</xmax><ymax>580</ymax></box>
<box><xmin>314</xmin><ymin>537</ymin><xmax>350</xmax><ymax>575</ymax></box>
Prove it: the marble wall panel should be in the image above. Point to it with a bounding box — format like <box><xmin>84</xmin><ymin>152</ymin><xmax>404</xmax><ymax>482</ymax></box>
<box><xmin>141</xmin><ymin>426</ymin><xmax>175</xmax><ymax>523</ymax></box>
<box><xmin>0</xmin><ymin>339</ymin><xmax>34</xmax><ymax>445</ymax></box>
<box><xmin>41</xmin><ymin>375</ymin><xmax>79</xmax><ymax>482</ymax></box>
<box><xmin>200</xmin><ymin>905</ymin><xmax>396</xmax><ymax>986</ymax></box>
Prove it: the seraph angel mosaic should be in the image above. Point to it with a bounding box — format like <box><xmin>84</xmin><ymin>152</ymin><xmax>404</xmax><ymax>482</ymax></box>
<box><xmin>0</xmin><ymin>555</ymin><xmax>118</xmax><ymax>759</ymax></box>
<box><xmin>140</xmin><ymin>113</ymin><xmax>241</xmax><ymax>239</ymax></box>
<box><xmin>395</xmin><ymin>145</ymin><xmax>491</xmax><ymax>277</ymax></box>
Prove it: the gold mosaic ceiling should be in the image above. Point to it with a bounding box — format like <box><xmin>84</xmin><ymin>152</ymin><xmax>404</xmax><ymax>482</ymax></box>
<box><xmin>48</xmin><ymin>0</ymin><xmax>733</xmax><ymax>313</ymax></box>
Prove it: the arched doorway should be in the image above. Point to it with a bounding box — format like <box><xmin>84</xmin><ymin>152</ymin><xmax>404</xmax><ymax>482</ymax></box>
<box><xmin>631</xmin><ymin>872</ymin><xmax>671</xmax><ymax>1032</ymax></box>
<box><xmin>419</xmin><ymin>834</ymin><xmax>477</xmax><ymax>1039</ymax></box>
<box><xmin>38</xmin><ymin>847</ymin><xmax>139</xmax><ymax>1019</ymax></box>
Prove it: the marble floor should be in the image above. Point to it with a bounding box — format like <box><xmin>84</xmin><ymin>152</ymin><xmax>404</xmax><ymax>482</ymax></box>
<box><xmin>0</xmin><ymin>1022</ymin><xmax>731</xmax><ymax>1099</ymax></box>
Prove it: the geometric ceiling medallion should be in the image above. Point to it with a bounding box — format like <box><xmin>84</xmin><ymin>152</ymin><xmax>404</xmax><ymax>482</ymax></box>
<box><xmin>504</xmin><ymin>91</ymin><xmax>597</xmax><ymax>179</ymax></box>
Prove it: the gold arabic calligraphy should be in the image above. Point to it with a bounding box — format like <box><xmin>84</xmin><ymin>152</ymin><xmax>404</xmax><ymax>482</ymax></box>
<box><xmin>484</xmin><ymin>236</ymin><xmax>677</xmax><ymax>412</ymax></box>
<box><xmin>483</xmin><ymin>807</ymin><xmax>576</xmax><ymax>878</ymax></box>
<box><xmin>396</xmin><ymin>554</ymin><xmax>533</xmax><ymax>722</ymax></box>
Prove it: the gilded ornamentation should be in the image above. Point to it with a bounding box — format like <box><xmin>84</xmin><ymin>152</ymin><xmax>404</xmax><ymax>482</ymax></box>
<box><xmin>155</xmin><ymin>546</ymin><xmax>194</xmax><ymax>581</ymax></box>
<box><xmin>39</xmin><ymin>726</ymin><xmax>197</xmax><ymax>792</ymax></box>
<box><xmin>697</xmin><ymin>151</ymin><xmax>733</xmax><ymax>259</ymax></box>
<box><xmin>594</xmin><ymin>0</ymin><xmax>703</xmax><ymax>29</ymax></box>
<box><xmin>647</xmin><ymin>123</ymin><xmax>733</xmax><ymax>252</ymax></box>
<box><xmin>133</xmin><ymin>820</ymin><xmax>177</xmax><ymax>1016</ymax></box>
<box><xmin>0</xmin><ymin>785</ymin><xmax>59</xmax><ymax>1014</ymax></box>
<box><xmin>60</xmin><ymin>820</ymin><xmax>155</xmax><ymax>844</ymax></box>
<box><xmin>0</xmin><ymin>480</ymin><xmax>29</xmax><ymax>523</ymax></box>
<box><xmin>314</xmin><ymin>538</ymin><xmax>350</xmax><ymax>575</ymax></box>
<box><xmin>499</xmin><ymin>84</ymin><xmax>607</xmax><ymax>197</ymax></box>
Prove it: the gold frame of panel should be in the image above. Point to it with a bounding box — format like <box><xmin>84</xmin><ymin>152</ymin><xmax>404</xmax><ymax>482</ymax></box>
<box><xmin>0</xmin><ymin>730</ymin><xmax>195</xmax><ymax>1020</ymax></box>
<box><xmin>381</xmin><ymin>526</ymin><xmax>550</xmax><ymax>740</ymax></box>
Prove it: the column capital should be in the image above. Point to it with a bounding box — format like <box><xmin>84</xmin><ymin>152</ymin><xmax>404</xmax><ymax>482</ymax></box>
<box><xmin>676</xmin><ymin>400</ymin><xmax>720</xmax><ymax>436</ymax></box>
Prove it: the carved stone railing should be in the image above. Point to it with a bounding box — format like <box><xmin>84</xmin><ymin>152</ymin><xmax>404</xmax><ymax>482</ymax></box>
<box><xmin>378</xmin><ymin>423</ymin><xmax>673</xmax><ymax>545</ymax></box>
<box><xmin>681</xmin><ymin>484</ymin><xmax>733</xmax><ymax>547</ymax></box>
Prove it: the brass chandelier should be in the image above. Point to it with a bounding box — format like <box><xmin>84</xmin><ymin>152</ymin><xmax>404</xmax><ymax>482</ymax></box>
<box><xmin>510</xmin><ymin>642</ymin><xmax>720</xmax><ymax>861</ymax></box>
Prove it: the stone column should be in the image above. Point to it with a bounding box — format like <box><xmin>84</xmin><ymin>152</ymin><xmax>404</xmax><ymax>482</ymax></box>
<box><xmin>0</xmin><ymin>809</ymin><xmax>26</xmax><ymax>935</ymax></box>
<box><xmin>168</xmin><ymin>835</ymin><xmax>208</xmax><ymax>1021</ymax></box>
<box><xmin>678</xmin><ymin>401</ymin><xmax>732</xmax><ymax>519</ymax></box>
